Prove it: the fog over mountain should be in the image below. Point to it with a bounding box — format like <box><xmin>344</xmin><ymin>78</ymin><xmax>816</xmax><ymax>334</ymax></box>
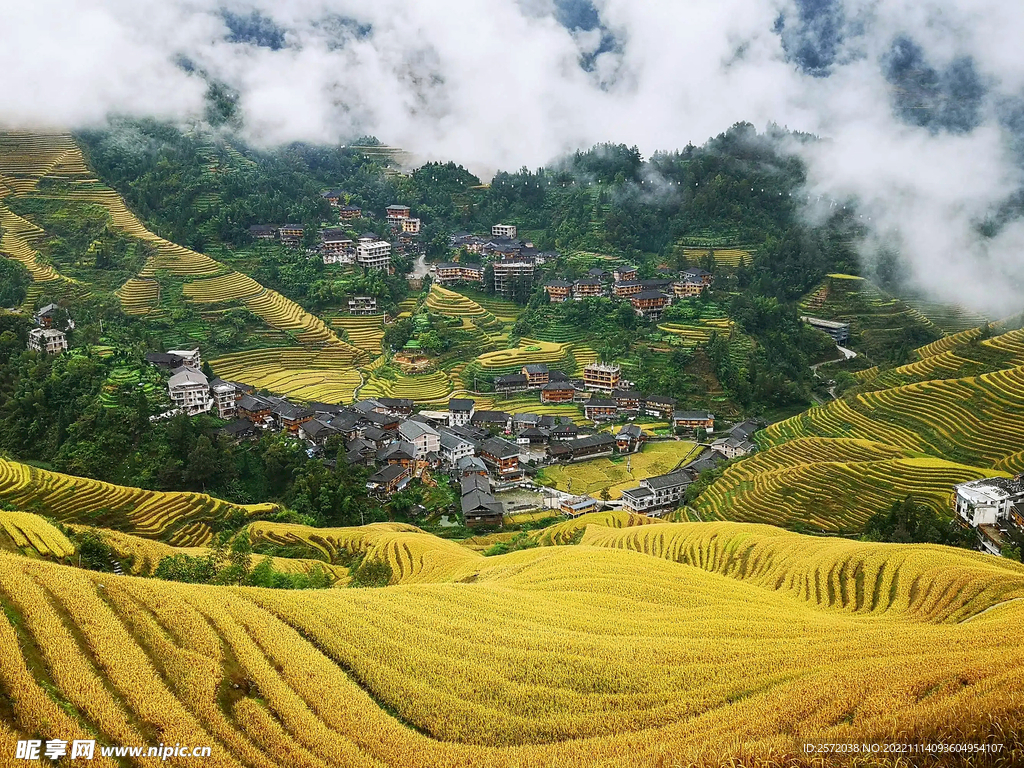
<box><xmin>3</xmin><ymin>0</ymin><xmax>1024</xmax><ymax>313</ymax></box>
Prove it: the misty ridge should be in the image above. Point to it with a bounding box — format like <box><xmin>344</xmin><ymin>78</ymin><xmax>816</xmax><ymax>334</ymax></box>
<box><xmin>3</xmin><ymin>0</ymin><xmax>1024</xmax><ymax>314</ymax></box>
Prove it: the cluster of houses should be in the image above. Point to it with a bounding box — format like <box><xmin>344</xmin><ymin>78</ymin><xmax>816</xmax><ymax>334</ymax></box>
<box><xmin>491</xmin><ymin>361</ymin><xmax>718</xmax><ymax>434</ymax></box>
<box><xmin>437</xmin><ymin>225</ymin><xmax>560</xmax><ymax>296</ymax></box>
<box><xmin>249</xmin><ymin>198</ymin><xmax>429</xmax><ymax>275</ymax></box>
<box><xmin>545</xmin><ymin>266</ymin><xmax>714</xmax><ymax>320</ymax></box>
<box><xmin>953</xmin><ymin>475</ymin><xmax>1024</xmax><ymax>557</ymax></box>
<box><xmin>27</xmin><ymin>304</ymin><xmax>71</xmax><ymax>355</ymax></box>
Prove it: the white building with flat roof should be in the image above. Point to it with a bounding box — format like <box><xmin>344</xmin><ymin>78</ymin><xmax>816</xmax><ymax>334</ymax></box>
<box><xmin>168</xmin><ymin>369</ymin><xmax>213</xmax><ymax>416</ymax></box>
<box><xmin>27</xmin><ymin>328</ymin><xmax>67</xmax><ymax>355</ymax></box>
<box><xmin>954</xmin><ymin>476</ymin><xmax>1024</xmax><ymax>527</ymax></box>
<box><xmin>356</xmin><ymin>239</ymin><xmax>392</xmax><ymax>272</ymax></box>
<box><xmin>492</xmin><ymin>224</ymin><xmax>517</xmax><ymax>239</ymax></box>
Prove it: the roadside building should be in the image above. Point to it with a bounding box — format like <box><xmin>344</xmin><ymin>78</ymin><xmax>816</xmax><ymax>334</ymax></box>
<box><xmin>800</xmin><ymin>316</ymin><xmax>851</xmax><ymax>346</ymax></box>
<box><xmin>494</xmin><ymin>373</ymin><xmax>529</xmax><ymax>394</ymax></box>
<box><xmin>711</xmin><ymin>436</ymin><xmax>756</xmax><ymax>459</ymax></box>
<box><xmin>522</xmin><ymin>364</ymin><xmax>550</xmax><ymax>388</ymax></box>
<box><xmin>643</xmin><ymin>395</ymin><xmax>677</xmax><ymax>419</ymax></box>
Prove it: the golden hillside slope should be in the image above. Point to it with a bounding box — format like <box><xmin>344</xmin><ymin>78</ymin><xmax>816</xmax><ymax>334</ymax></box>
<box><xmin>1</xmin><ymin>522</ymin><xmax>1022</xmax><ymax>767</ymax></box>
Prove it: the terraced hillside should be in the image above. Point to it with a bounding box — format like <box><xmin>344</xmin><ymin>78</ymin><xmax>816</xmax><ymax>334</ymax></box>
<box><xmin>0</xmin><ymin>131</ymin><xmax>363</xmax><ymax>385</ymax></box>
<box><xmin>703</xmin><ymin>321</ymin><xmax>1024</xmax><ymax>531</ymax></box>
<box><xmin>211</xmin><ymin>347</ymin><xmax>366</xmax><ymax>404</ymax></box>
<box><xmin>1</xmin><ymin>520</ymin><xmax>1022</xmax><ymax>766</ymax></box>
<box><xmin>0</xmin><ymin>458</ymin><xmax>275</xmax><ymax>546</ymax></box>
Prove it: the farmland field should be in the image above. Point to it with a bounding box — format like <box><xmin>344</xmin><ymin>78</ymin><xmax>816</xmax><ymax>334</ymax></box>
<box><xmin>536</xmin><ymin>440</ymin><xmax>699</xmax><ymax>498</ymax></box>
<box><xmin>0</xmin><ymin>519</ymin><xmax>1022</xmax><ymax>766</ymax></box>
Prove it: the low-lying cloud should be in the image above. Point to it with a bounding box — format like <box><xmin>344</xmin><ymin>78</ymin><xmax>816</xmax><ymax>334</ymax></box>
<box><xmin>2</xmin><ymin>0</ymin><xmax>1024</xmax><ymax>314</ymax></box>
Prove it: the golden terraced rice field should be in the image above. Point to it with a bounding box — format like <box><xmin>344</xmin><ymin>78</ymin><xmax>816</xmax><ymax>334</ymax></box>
<box><xmin>212</xmin><ymin>347</ymin><xmax>365</xmax><ymax>403</ymax></box>
<box><xmin>0</xmin><ymin>520</ymin><xmax>1022</xmax><ymax>766</ymax></box>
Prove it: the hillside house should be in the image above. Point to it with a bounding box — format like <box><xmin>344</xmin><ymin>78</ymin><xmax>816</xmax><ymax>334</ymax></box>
<box><xmin>435</xmin><ymin>262</ymin><xmax>484</xmax><ymax>285</ymax></box>
<box><xmin>561</xmin><ymin>497</ymin><xmax>598</xmax><ymax>518</ymax></box>
<box><xmin>273</xmin><ymin>402</ymin><xmax>315</xmax><ymax>435</ymax></box>
<box><xmin>550</xmin><ymin>423</ymin><xmax>580</xmax><ymax>441</ymax></box>
<box><xmin>218</xmin><ymin>418</ymin><xmax>257</xmax><ymax>442</ymax></box>
<box><xmin>348</xmin><ymin>296</ymin><xmax>378</xmax><ymax>315</ymax></box>
<box><xmin>457</xmin><ymin>455</ymin><xmax>489</xmax><ymax>478</ymax></box>
<box><xmin>672</xmin><ymin>279</ymin><xmax>705</xmax><ymax>299</ymax></box>
<box><xmin>547</xmin><ymin>433</ymin><xmax>616</xmax><ymax>463</ymax></box>
<box><xmin>612</xmin><ymin>389</ymin><xmax>642</xmax><ymax>411</ymax></box>
<box><xmin>492</xmin><ymin>259</ymin><xmax>535</xmax><ymax>296</ymax></box>
<box><xmin>210</xmin><ymin>379</ymin><xmax>244</xmax><ymax>419</ymax></box>
<box><xmin>541</xmin><ymin>381</ymin><xmax>576</xmax><ymax>404</ymax></box>
<box><xmin>631</xmin><ymin>290</ymin><xmax>672</xmax><ymax>320</ymax></box>
<box><xmin>613</xmin><ymin>265</ymin><xmax>638</xmax><ymax>282</ymax></box>
<box><xmin>439</xmin><ymin>430</ymin><xmax>475</xmax><ymax>466</ymax></box>
<box><xmin>386</xmin><ymin>204</ymin><xmax>411</xmax><ymax>223</ymax></box>
<box><xmin>800</xmin><ymin>316</ymin><xmax>851</xmax><ymax>345</ymax></box>
<box><xmin>35</xmin><ymin>303</ymin><xmax>73</xmax><ymax>329</ymax></box>
<box><xmin>517</xmin><ymin>427</ymin><xmax>550</xmax><ymax>446</ymax></box>
<box><xmin>339</xmin><ymin>205</ymin><xmax>362</xmax><ymax>220</ymax></box>
<box><xmin>27</xmin><ymin>328</ymin><xmax>67</xmax><ymax>355</ymax></box>
<box><xmin>479</xmin><ymin>437</ymin><xmax>523</xmax><ymax>480</ymax></box>
<box><xmin>584</xmin><ymin>399</ymin><xmax>618</xmax><ymax>421</ymax></box>
<box><xmin>583</xmin><ymin>362</ymin><xmax>621</xmax><ymax>392</ymax></box>
<box><xmin>954</xmin><ymin>476</ymin><xmax>1024</xmax><ymax>529</ymax></box>
<box><xmin>374</xmin><ymin>398</ymin><xmax>414</xmax><ymax>416</ymax></box>
<box><xmin>401</xmin><ymin>218</ymin><xmax>421</xmax><ymax>234</ymax></box>
<box><xmin>522</xmin><ymin>364</ymin><xmax>550</xmax><ymax>388</ymax></box>
<box><xmin>449</xmin><ymin>398</ymin><xmax>475</xmax><ymax>426</ymax></box>
<box><xmin>168</xmin><ymin>369</ymin><xmax>212</xmax><ymax>416</ymax></box>
<box><xmin>616</xmin><ymin>424</ymin><xmax>645</xmax><ymax>453</ymax></box>
<box><xmin>238</xmin><ymin>394</ymin><xmax>275</xmax><ymax>426</ymax></box>
<box><xmin>613</xmin><ymin>281</ymin><xmax>643</xmax><ymax>298</ymax></box>
<box><xmin>322</xmin><ymin>190</ymin><xmax>345</xmax><ymax>206</ymax></box>
<box><xmin>621</xmin><ymin>469</ymin><xmax>693</xmax><ymax>516</ymax></box>
<box><xmin>299</xmin><ymin>418</ymin><xmax>340</xmax><ymax>447</ymax></box>
<box><xmin>711</xmin><ymin>436</ymin><xmax>756</xmax><ymax>459</ymax></box>
<box><xmin>366</xmin><ymin>464</ymin><xmax>411</xmax><ymax>496</ymax></box>
<box><xmin>279</xmin><ymin>224</ymin><xmax>304</xmax><ymax>246</ymax></box>
<box><xmin>471</xmin><ymin>411</ymin><xmax>511</xmax><ymax>432</ymax></box>
<box><xmin>379</xmin><ymin>441</ymin><xmax>417</xmax><ymax>467</ymax></box>
<box><xmin>248</xmin><ymin>224</ymin><xmax>277</xmax><ymax>240</ymax></box>
<box><xmin>643</xmin><ymin>395</ymin><xmax>677</xmax><ymax>419</ymax></box>
<box><xmin>587</xmin><ymin>268</ymin><xmax>611</xmax><ymax>282</ymax></box>
<box><xmin>321</xmin><ymin>228</ymin><xmax>354</xmax><ymax>255</ymax></box>
<box><xmin>166</xmin><ymin>349</ymin><xmax>202</xmax><ymax>369</ymax></box>
<box><xmin>573</xmin><ymin>279</ymin><xmax>604</xmax><ymax>299</ymax></box>
<box><xmin>491</xmin><ymin>224</ymin><xmax>517</xmax><ymax>239</ymax></box>
<box><xmin>544</xmin><ymin>280</ymin><xmax>572</xmax><ymax>303</ymax></box>
<box><xmin>398</xmin><ymin>420</ymin><xmax>441</xmax><ymax>459</ymax></box>
<box><xmin>673</xmin><ymin>410</ymin><xmax>715</xmax><ymax>433</ymax></box>
<box><xmin>494</xmin><ymin>373</ymin><xmax>529</xmax><ymax>394</ymax></box>
<box><xmin>462</xmin><ymin>487</ymin><xmax>504</xmax><ymax>529</ymax></box>
<box><xmin>356</xmin><ymin>239</ymin><xmax>392</xmax><ymax>272</ymax></box>
<box><xmin>682</xmin><ymin>268</ymin><xmax>714</xmax><ymax>286</ymax></box>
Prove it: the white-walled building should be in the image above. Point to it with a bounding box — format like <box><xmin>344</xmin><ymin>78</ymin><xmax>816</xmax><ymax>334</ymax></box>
<box><xmin>401</xmin><ymin>218</ymin><xmax>421</xmax><ymax>234</ymax></box>
<box><xmin>492</xmin><ymin>223</ymin><xmax>517</xmax><ymax>239</ymax></box>
<box><xmin>356</xmin><ymin>238</ymin><xmax>392</xmax><ymax>272</ymax></box>
<box><xmin>954</xmin><ymin>476</ymin><xmax>1024</xmax><ymax>527</ymax></box>
<box><xmin>166</xmin><ymin>349</ymin><xmax>202</xmax><ymax>369</ymax></box>
<box><xmin>398</xmin><ymin>420</ymin><xmax>441</xmax><ymax>460</ymax></box>
<box><xmin>27</xmin><ymin>328</ymin><xmax>67</xmax><ymax>355</ymax></box>
<box><xmin>449</xmin><ymin>398</ymin><xmax>475</xmax><ymax>427</ymax></box>
<box><xmin>168</xmin><ymin>369</ymin><xmax>213</xmax><ymax>416</ymax></box>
